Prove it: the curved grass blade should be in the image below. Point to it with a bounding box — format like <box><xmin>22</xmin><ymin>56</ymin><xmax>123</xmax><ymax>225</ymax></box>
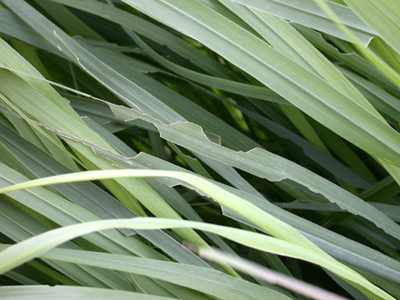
<box><xmin>18</xmin><ymin>247</ymin><xmax>290</xmax><ymax>300</ymax></box>
<box><xmin>0</xmin><ymin>169</ymin><xmax>322</xmax><ymax>253</ymax></box>
<box><xmin>0</xmin><ymin>218</ymin><xmax>392</xmax><ymax>300</ymax></box>
<box><xmin>108</xmin><ymin>103</ymin><xmax>400</xmax><ymax>241</ymax></box>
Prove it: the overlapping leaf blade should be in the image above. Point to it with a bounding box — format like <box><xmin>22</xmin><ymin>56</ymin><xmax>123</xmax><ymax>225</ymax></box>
<box><xmin>0</xmin><ymin>0</ymin><xmax>399</xmax><ymax>299</ymax></box>
<box><xmin>124</xmin><ymin>0</ymin><xmax>400</xmax><ymax>168</ymax></box>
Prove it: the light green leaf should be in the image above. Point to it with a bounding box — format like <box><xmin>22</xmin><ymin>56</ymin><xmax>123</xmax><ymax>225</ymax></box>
<box><xmin>124</xmin><ymin>0</ymin><xmax>400</xmax><ymax>167</ymax></box>
<box><xmin>0</xmin><ymin>286</ymin><xmax>180</xmax><ymax>300</ymax></box>
<box><xmin>344</xmin><ymin>0</ymin><xmax>400</xmax><ymax>56</ymax></box>
<box><xmin>226</xmin><ymin>0</ymin><xmax>375</xmax><ymax>43</ymax></box>
<box><xmin>109</xmin><ymin>103</ymin><xmax>400</xmax><ymax>241</ymax></box>
<box><xmin>0</xmin><ymin>218</ymin><xmax>391</xmax><ymax>300</ymax></box>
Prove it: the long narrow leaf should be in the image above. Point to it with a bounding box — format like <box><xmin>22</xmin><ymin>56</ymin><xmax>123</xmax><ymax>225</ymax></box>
<box><xmin>0</xmin><ymin>218</ymin><xmax>391</xmax><ymax>300</ymax></box>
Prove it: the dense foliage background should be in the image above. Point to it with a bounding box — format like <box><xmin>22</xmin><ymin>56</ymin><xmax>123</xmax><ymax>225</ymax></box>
<box><xmin>0</xmin><ymin>0</ymin><xmax>400</xmax><ymax>299</ymax></box>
